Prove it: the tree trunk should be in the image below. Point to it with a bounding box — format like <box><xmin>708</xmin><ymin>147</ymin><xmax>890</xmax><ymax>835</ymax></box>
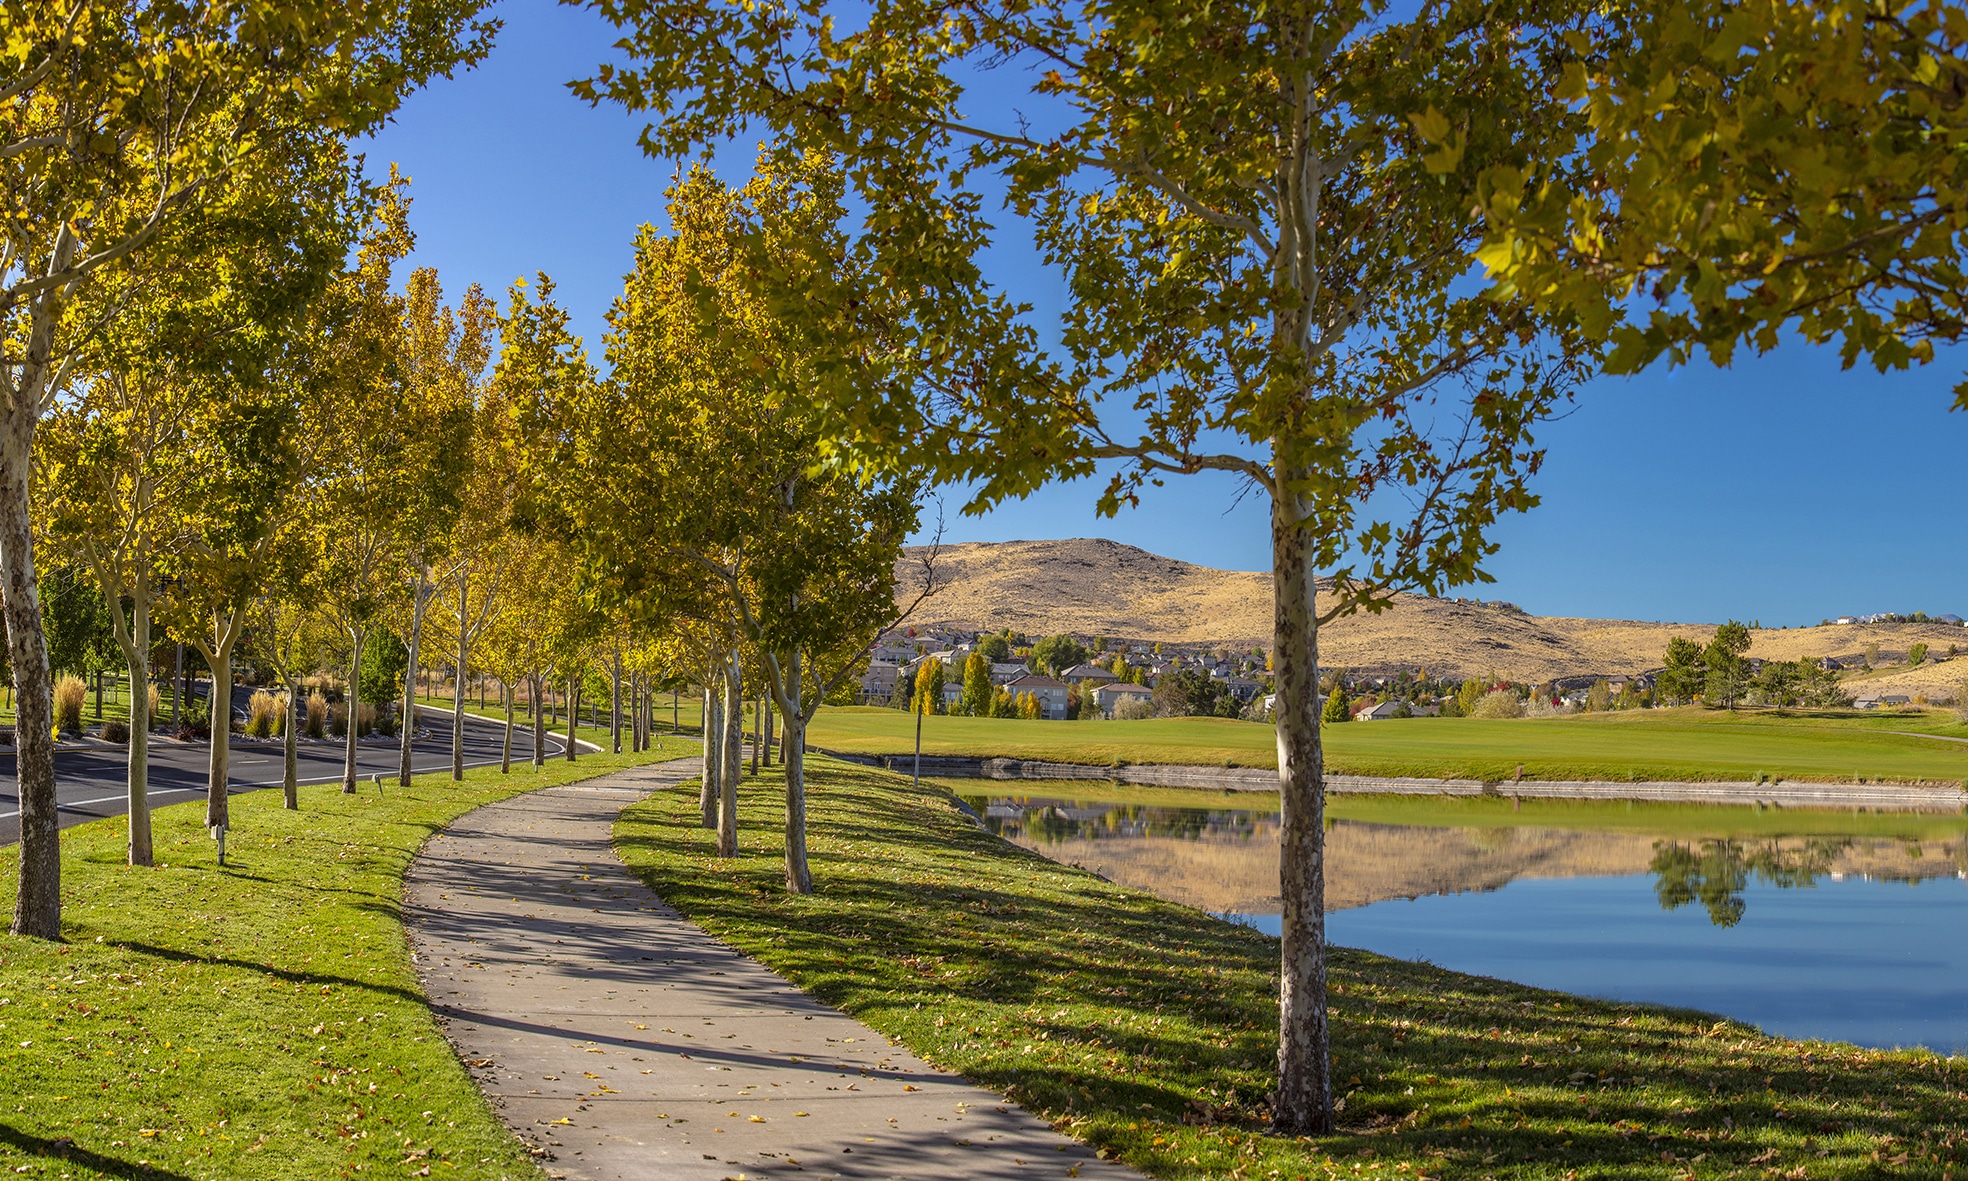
<box><xmin>1270</xmin><ymin>481</ymin><xmax>1333</xmax><ymax>1137</ymax></box>
<box><xmin>564</xmin><ymin>675</ymin><xmax>578</xmax><ymax>762</ymax></box>
<box><xmin>762</xmin><ymin>696</ymin><xmax>773</xmax><ymax>768</ymax></box>
<box><xmin>93</xmin><ymin>671</ymin><xmax>101</xmax><ymax>720</ymax></box>
<box><xmin>401</xmin><ymin>575</ymin><xmax>431</xmax><ymax>788</ymax></box>
<box><xmin>283</xmin><ymin>676</ymin><xmax>298</xmax><ymax>809</ymax></box>
<box><xmin>174</xmin><ymin>643</ymin><xmax>184</xmax><ymax>727</ymax></box>
<box><xmin>205</xmin><ymin>641</ymin><xmax>233</xmax><ymax>831</ymax></box>
<box><xmin>343</xmin><ymin>624</ymin><xmax>366</xmax><ymax>793</ymax></box>
<box><xmin>610</xmin><ymin>647</ymin><xmax>622</xmax><ymax>754</ymax></box>
<box><xmin>124</xmin><ymin>594</ymin><xmax>154</xmax><ymax>863</ymax></box>
<box><xmin>1</xmin><ymin>407</ymin><xmax>59</xmax><ymax>937</ymax></box>
<box><xmin>774</xmin><ymin>650</ymin><xmax>811</xmax><ymax>894</ymax></box>
<box><xmin>718</xmin><ymin>650</ymin><xmax>741</xmax><ymax>857</ymax></box>
<box><xmin>699</xmin><ymin>683</ymin><xmax>718</xmax><ymax>828</ymax></box>
<box><xmin>501</xmin><ymin>682</ymin><xmax>513</xmax><ymax>774</ymax></box>
<box><xmin>750</xmin><ymin>696</ymin><xmax>760</xmax><ymax>775</ymax></box>
<box><xmin>529</xmin><ymin>671</ymin><xmax>545</xmax><ymax>767</ymax></box>
<box><xmin>452</xmin><ymin>577</ymin><xmax>468</xmax><ymax>781</ymax></box>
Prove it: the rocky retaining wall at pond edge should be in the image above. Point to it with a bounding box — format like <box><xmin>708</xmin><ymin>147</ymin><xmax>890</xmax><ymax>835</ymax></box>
<box><xmin>820</xmin><ymin>750</ymin><xmax>1968</xmax><ymax>812</ymax></box>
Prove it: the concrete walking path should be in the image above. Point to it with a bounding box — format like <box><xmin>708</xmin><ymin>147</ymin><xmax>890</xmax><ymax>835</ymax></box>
<box><xmin>404</xmin><ymin>758</ymin><xmax>1140</xmax><ymax>1181</ymax></box>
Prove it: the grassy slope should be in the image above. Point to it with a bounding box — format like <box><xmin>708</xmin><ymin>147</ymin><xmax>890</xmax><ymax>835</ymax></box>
<box><xmin>808</xmin><ymin>705</ymin><xmax>1968</xmax><ymax>784</ymax></box>
<box><xmin>616</xmin><ymin>757</ymin><xmax>1968</xmax><ymax>1181</ymax></box>
<box><xmin>0</xmin><ymin>740</ymin><xmax>682</xmax><ymax>1181</ymax></box>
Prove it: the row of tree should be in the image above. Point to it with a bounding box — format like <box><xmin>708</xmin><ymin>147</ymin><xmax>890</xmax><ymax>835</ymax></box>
<box><xmin>14</xmin><ymin>0</ymin><xmax>1968</xmax><ymax>1142</ymax></box>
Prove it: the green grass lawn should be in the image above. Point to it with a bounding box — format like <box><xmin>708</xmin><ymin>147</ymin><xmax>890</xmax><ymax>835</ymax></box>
<box><xmin>0</xmin><ymin>738</ymin><xmax>683</xmax><ymax>1180</ymax></box>
<box><xmin>808</xmin><ymin>704</ymin><xmax>1968</xmax><ymax>784</ymax></box>
<box><xmin>616</xmin><ymin>757</ymin><xmax>1968</xmax><ymax>1181</ymax></box>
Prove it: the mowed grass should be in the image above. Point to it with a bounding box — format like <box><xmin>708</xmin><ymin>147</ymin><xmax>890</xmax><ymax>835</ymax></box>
<box><xmin>615</xmin><ymin>757</ymin><xmax>1968</xmax><ymax>1181</ymax></box>
<box><xmin>0</xmin><ymin>739</ymin><xmax>681</xmax><ymax>1181</ymax></box>
<box><xmin>807</xmin><ymin>705</ymin><xmax>1968</xmax><ymax>784</ymax></box>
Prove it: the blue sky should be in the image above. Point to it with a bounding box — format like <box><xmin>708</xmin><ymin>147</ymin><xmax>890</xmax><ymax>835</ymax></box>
<box><xmin>364</xmin><ymin>0</ymin><xmax>1968</xmax><ymax>628</ymax></box>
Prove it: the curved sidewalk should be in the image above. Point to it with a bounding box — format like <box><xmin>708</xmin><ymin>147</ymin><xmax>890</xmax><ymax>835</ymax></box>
<box><xmin>404</xmin><ymin>759</ymin><xmax>1139</xmax><ymax>1181</ymax></box>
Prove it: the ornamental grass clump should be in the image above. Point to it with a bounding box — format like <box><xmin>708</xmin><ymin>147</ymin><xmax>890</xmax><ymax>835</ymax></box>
<box><xmin>53</xmin><ymin>674</ymin><xmax>84</xmax><ymax>733</ymax></box>
<box><xmin>306</xmin><ymin>691</ymin><xmax>328</xmax><ymax>739</ymax></box>
<box><xmin>246</xmin><ymin>690</ymin><xmax>284</xmax><ymax>738</ymax></box>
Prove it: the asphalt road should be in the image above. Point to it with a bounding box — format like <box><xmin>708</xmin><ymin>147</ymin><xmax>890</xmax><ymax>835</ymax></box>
<box><xmin>0</xmin><ymin>708</ymin><xmax>571</xmax><ymax>846</ymax></box>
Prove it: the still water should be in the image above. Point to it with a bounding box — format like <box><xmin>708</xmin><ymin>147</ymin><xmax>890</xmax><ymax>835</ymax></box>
<box><xmin>964</xmin><ymin>788</ymin><xmax>1968</xmax><ymax>1053</ymax></box>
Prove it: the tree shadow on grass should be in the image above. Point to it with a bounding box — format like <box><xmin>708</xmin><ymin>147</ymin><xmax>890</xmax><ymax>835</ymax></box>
<box><xmin>109</xmin><ymin>940</ymin><xmax>425</xmax><ymax>1004</ymax></box>
<box><xmin>0</xmin><ymin>1124</ymin><xmax>195</xmax><ymax>1180</ymax></box>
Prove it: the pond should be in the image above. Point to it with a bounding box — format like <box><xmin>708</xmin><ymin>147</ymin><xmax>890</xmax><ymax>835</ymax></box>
<box><xmin>960</xmin><ymin>785</ymin><xmax>1968</xmax><ymax>1054</ymax></box>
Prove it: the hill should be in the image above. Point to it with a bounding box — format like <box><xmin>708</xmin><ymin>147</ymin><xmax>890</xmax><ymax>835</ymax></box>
<box><xmin>899</xmin><ymin>537</ymin><xmax>1968</xmax><ymax>683</ymax></box>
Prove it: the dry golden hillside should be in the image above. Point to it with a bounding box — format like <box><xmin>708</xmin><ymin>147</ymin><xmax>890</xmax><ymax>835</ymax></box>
<box><xmin>902</xmin><ymin>538</ymin><xmax>1968</xmax><ymax>682</ymax></box>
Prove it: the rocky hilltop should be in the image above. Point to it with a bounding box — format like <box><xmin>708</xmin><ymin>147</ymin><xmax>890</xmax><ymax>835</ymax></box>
<box><xmin>897</xmin><ymin>537</ymin><xmax>1967</xmax><ymax>683</ymax></box>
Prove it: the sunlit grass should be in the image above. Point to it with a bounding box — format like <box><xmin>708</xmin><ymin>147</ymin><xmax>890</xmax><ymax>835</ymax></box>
<box><xmin>0</xmin><ymin>740</ymin><xmax>680</xmax><ymax>1180</ymax></box>
<box><xmin>617</xmin><ymin>757</ymin><xmax>1968</xmax><ymax>1180</ymax></box>
<box><xmin>806</xmin><ymin>704</ymin><xmax>1968</xmax><ymax>784</ymax></box>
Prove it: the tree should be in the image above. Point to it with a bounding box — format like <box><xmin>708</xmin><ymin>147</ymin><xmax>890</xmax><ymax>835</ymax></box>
<box><xmin>1321</xmin><ymin>686</ymin><xmax>1352</xmax><ymax>725</ymax></box>
<box><xmin>976</xmin><ymin>634</ymin><xmax>1011</xmax><ymax>664</ymax></box>
<box><xmin>1909</xmin><ymin>642</ymin><xmax>1929</xmax><ymax>668</ymax></box>
<box><xmin>958</xmin><ymin>652</ymin><xmax>993</xmax><ymax>717</ymax></box>
<box><xmin>1704</xmin><ymin>621</ymin><xmax>1753</xmax><ymax>711</ymax></box>
<box><xmin>391</xmin><ymin>268</ymin><xmax>486</xmax><ymax>785</ymax></box>
<box><xmin>913</xmin><ymin>658</ymin><xmax>946</xmax><ymax>717</ymax></box>
<box><xmin>1455</xmin><ymin>678</ymin><xmax>1484</xmax><ymax>717</ymax></box>
<box><xmin>1658</xmin><ymin>637</ymin><xmax>1706</xmax><ymax>705</ymax></box>
<box><xmin>35</xmin><ymin>131</ymin><xmax>361</xmax><ymax>862</ymax></box>
<box><xmin>1471</xmin><ymin>2</ymin><xmax>1968</xmax><ymax>400</ymax></box>
<box><xmin>1030</xmin><ymin>635</ymin><xmax>1089</xmax><ymax>677</ymax></box>
<box><xmin>1</xmin><ymin>0</ymin><xmax>497</xmax><ymax>938</ymax></box>
<box><xmin>581</xmin><ymin>0</ymin><xmax>1599</xmax><ymax>1131</ymax></box>
<box><xmin>311</xmin><ymin>183</ymin><xmax>421</xmax><ymax>794</ymax></box>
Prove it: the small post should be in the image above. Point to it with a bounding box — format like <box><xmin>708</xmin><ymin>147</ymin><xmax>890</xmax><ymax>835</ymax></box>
<box><xmin>373</xmin><ymin>772</ymin><xmax>384</xmax><ymax>794</ymax></box>
<box><xmin>210</xmin><ymin>823</ymin><xmax>227</xmax><ymax>867</ymax></box>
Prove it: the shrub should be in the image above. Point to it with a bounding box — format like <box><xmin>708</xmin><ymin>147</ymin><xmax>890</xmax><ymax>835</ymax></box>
<box><xmin>102</xmin><ymin>720</ymin><xmax>129</xmax><ymax>744</ymax></box>
<box><xmin>306</xmin><ymin>691</ymin><xmax>328</xmax><ymax>738</ymax></box>
<box><xmin>53</xmin><ymin>674</ymin><xmax>84</xmax><ymax>733</ymax></box>
<box><xmin>1471</xmin><ymin>689</ymin><xmax>1525</xmax><ymax>719</ymax></box>
<box><xmin>246</xmin><ymin>690</ymin><xmax>284</xmax><ymax>739</ymax></box>
<box><xmin>374</xmin><ymin>706</ymin><xmax>398</xmax><ymax>738</ymax></box>
<box><xmin>146</xmin><ymin>682</ymin><xmax>161</xmax><ymax>723</ymax></box>
<box><xmin>1114</xmin><ymin>696</ymin><xmax>1154</xmax><ymax>721</ymax></box>
<box><xmin>329</xmin><ymin>703</ymin><xmax>349</xmax><ymax>738</ymax></box>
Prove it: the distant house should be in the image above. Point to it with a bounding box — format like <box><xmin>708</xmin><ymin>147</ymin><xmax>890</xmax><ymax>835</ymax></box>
<box><xmin>1357</xmin><ymin>701</ymin><xmax>1406</xmax><ymax>720</ymax></box>
<box><xmin>861</xmin><ymin>662</ymin><xmax>901</xmax><ymax>702</ymax></box>
<box><xmin>1003</xmin><ymin>674</ymin><xmax>1071</xmax><ymax>720</ymax></box>
<box><xmin>1060</xmin><ymin>663</ymin><xmax>1120</xmax><ymax>687</ymax></box>
<box><xmin>1092</xmin><ymin>682</ymin><xmax>1154</xmax><ymax>717</ymax></box>
<box><xmin>1817</xmin><ymin>657</ymin><xmax>1845</xmax><ymax>671</ymax></box>
<box><xmin>1881</xmin><ymin>694</ymin><xmax>1911</xmax><ymax>707</ymax></box>
<box><xmin>988</xmin><ymin>662</ymin><xmax>1029</xmax><ymax>686</ymax></box>
<box><xmin>1835</xmin><ymin>617</ymin><xmax>1857</xmax><ymax>625</ymax></box>
<box><xmin>1221</xmin><ymin>675</ymin><xmax>1262</xmax><ymax>702</ymax></box>
<box><xmin>1853</xmin><ymin>695</ymin><xmax>1910</xmax><ymax>710</ymax></box>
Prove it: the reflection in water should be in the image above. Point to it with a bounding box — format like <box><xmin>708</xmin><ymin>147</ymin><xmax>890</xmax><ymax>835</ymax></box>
<box><xmin>972</xmin><ymin>796</ymin><xmax>1960</xmax><ymax>922</ymax></box>
<box><xmin>969</xmin><ymin>792</ymin><xmax>1968</xmax><ymax>1050</ymax></box>
<box><xmin>1649</xmin><ymin>839</ymin><xmax>1850</xmax><ymax>927</ymax></box>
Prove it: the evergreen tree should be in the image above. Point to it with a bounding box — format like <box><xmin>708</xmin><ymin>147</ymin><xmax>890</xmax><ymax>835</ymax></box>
<box><xmin>1658</xmin><ymin>637</ymin><xmax>1706</xmax><ymax>705</ymax></box>
<box><xmin>1703</xmin><ymin>622</ymin><xmax>1753</xmax><ymax>711</ymax></box>
<box><xmin>1321</xmin><ymin>686</ymin><xmax>1351</xmax><ymax>724</ymax></box>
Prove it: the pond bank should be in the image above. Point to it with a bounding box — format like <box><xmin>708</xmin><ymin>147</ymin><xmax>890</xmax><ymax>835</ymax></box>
<box><xmin>823</xmin><ymin>749</ymin><xmax>1968</xmax><ymax>811</ymax></box>
<box><xmin>613</xmin><ymin>756</ymin><xmax>1968</xmax><ymax>1181</ymax></box>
